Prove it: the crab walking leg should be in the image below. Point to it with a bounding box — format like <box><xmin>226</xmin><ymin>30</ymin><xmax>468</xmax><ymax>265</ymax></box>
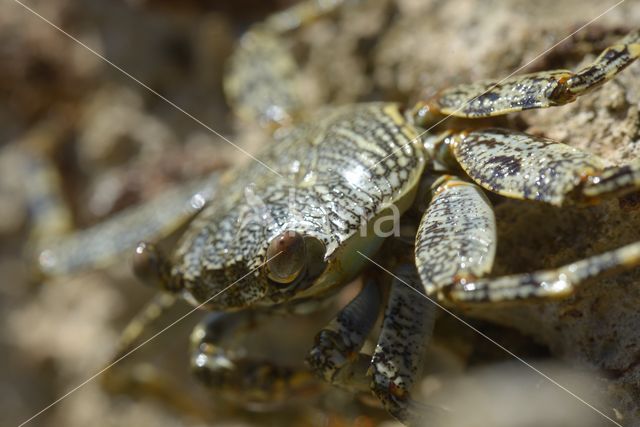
<box><xmin>369</xmin><ymin>264</ymin><xmax>443</xmax><ymax>427</ymax></box>
<box><xmin>224</xmin><ymin>0</ymin><xmax>352</xmax><ymax>127</ymax></box>
<box><xmin>113</xmin><ymin>292</ymin><xmax>178</xmax><ymax>360</ymax></box>
<box><xmin>101</xmin><ymin>293</ymin><xmax>213</xmax><ymax>419</ymax></box>
<box><xmin>306</xmin><ymin>278</ymin><xmax>381</xmax><ymax>393</ymax></box>
<box><xmin>415</xmin><ymin>175</ymin><xmax>498</xmax><ymax>301</ymax></box>
<box><xmin>414</xmin><ymin>171</ymin><xmax>640</xmax><ymax>304</ymax></box>
<box><xmin>191</xmin><ymin>311</ymin><xmax>320</xmax><ymax>404</ymax></box>
<box><xmin>449</xmin><ymin>128</ymin><xmax>640</xmax><ymax>206</ymax></box>
<box><xmin>446</xmin><ymin>241</ymin><xmax>640</xmax><ymax>303</ymax></box>
<box><xmin>414</xmin><ymin>29</ymin><xmax>639</xmax><ymax>120</ymax></box>
<box><xmin>34</xmin><ymin>173</ymin><xmax>220</xmax><ymax>277</ymax></box>
<box><xmin>582</xmin><ymin>162</ymin><xmax>640</xmax><ymax>201</ymax></box>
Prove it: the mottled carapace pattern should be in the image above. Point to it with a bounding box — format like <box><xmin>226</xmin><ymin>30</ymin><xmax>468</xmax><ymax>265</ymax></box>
<box><xmin>172</xmin><ymin>103</ymin><xmax>424</xmax><ymax>309</ymax></box>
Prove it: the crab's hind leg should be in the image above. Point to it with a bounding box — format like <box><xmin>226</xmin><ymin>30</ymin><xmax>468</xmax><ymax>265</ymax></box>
<box><xmin>307</xmin><ymin>272</ymin><xmax>444</xmax><ymax>426</ymax></box>
<box><xmin>224</xmin><ymin>0</ymin><xmax>352</xmax><ymax>128</ymax></box>
<box><xmin>445</xmin><ymin>242</ymin><xmax>640</xmax><ymax>303</ymax></box>
<box><xmin>34</xmin><ymin>173</ymin><xmax>220</xmax><ymax>277</ymax></box>
<box><xmin>414</xmin><ymin>29</ymin><xmax>639</xmax><ymax>121</ymax></box>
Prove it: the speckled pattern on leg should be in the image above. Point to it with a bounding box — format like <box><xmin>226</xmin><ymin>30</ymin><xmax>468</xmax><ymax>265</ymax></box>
<box><xmin>583</xmin><ymin>161</ymin><xmax>640</xmax><ymax>201</ymax></box>
<box><xmin>568</xmin><ymin>29</ymin><xmax>640</xmax><ymax>96</ymax></box>
<box><xmin>425</xmin><ymin>29</ymin><xmax>639</xmax><ymax>118</ymax></box>
<box><xmin>448</xmin><ymin>239</ymin><xmax>640</xmax><ymax>303</ymax></box>
<box><xmin>452</xmin><ymin>128</ymin><xmax>606</xmax><ymax>206</ymax></box>
<box><xmin>307</xmin><ymin>279</ymin><xmax>380</xmax><ymax>391</ymax></box>
<box><xmin>415</xmin><ymin>175</ymin><xmax>497</xmax><ymax>298</ymax></box>
<box><xmin>224</xmin><ymin>29</ymin><xmax>302</xmax><ymax>127</ymax></box>
<box><xmin>431</xmin><ymin>70</ymin><xmax>574</xmax><ymax>117</ymax></box>
<box><xmin>369</xmin><ymin>264</ymin><xmax>440</xmax><ymax>426</ymax></box>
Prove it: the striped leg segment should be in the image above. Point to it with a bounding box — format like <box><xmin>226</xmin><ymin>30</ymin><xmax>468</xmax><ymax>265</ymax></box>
<box><xmin>192</xmin><ymin>311</ymin><xmax>320</xmax><ymax>405</ymax></box>
<box><xmin>447</xmin><ymin>240</ymin><xmax>640</xmax><ymax>303</ymax></box>
<box><xmin>448</xmin><ymin>128</ymin><xmax>640</xmax><ymax>206</ymax></box>
<box><xmin>413</xmin><ymin>29</ymin><xmax>639</xmax><ymax>120</ymax></box>
<box><xmin>369</xmin><ymin>264</ymin><xmax>442</xmax><ymax>426</ymax></box>
<box><xmin>306</xmin><ymin>278</ymin><xmax>381</xmax><ymax>393</ymax></box>
<box><xmin>582</xmin><ymin>161</ymin><xmax>640</xmax><ymax>202</ymax></box>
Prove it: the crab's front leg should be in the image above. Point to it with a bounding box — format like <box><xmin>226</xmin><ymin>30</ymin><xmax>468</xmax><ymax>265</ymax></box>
<box><xmin>414</xmin><ymin>29</ymin><xmax>639</xmax><ymax>121</ymax></box>
<box><xmin>307</xmin><ymin>272</ymin><xmax>443</xmax><ymax>426</ymax></box>
<box><xmin>449</xmin><ymin>128</ymin><xmax>640</xmax><ymax>206</ymax></box>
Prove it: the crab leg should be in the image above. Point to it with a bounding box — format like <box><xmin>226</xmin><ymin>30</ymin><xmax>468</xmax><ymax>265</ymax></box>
<box><xmin>307</xmin><ymin>278</ymin><xmax>381</xmax><ymax>393</ymax></box>
<box><xmin>102</xmin><ymin>292</ymin><xmax>213</xmax><ymax>419</ymax></box>
<box><xmin>415</xmin><ymin>173</ymin><xmax>640</xmax><ymax>304</ymax></box>
<box><xmin>414</xmin><ymin>29</ymin><xmax>639</xmax><ymax>120</ymax></box>
<box><xmin>191</xmin><ymin>311</ymin><xmax>320</xmax><ymax>404</ymax></box>
<box><xmin>444</xmin><ymin>241</ymin><xmax>640</xmax><ymax>303</ymax></box>
<box><xmin>369</xmin><ymin>264</ymin><xmax>443</xmax><ymax>426</ymax></box>
<box><xmin>415</xmin><ymin>175</ymin><xmax>498</xmax><ymax>301</ymax></box>
<box><xmin>308</xmin><ymin>271</ymin><xmax>444</xmax><ymax>426</ymax></box>
<box><xmin>449</xmin><ymin>128</ymin><xmax>640</xmax><ymax>206</ymax></box>
<box><xmin>34</xmin><ymin>173</ymin><xmax>220</xmax><ymax>277</ymax></box>
<box><xmin>13</xmin><ymin>148</ymin><xmax>74</xmax><ymax>241</ymax></box>
<box><xmin>225</xmin><ymin>0</ymin><xmax>352</xmax><ymax>127</ymax></box>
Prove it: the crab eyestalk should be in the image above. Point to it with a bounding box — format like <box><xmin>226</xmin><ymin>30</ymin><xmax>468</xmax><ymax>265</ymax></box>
<box><xmin>265</xmin><ymin>231</ymin><xmax>327</xmax><ymax>291</ymax></box>
<box><xmin>266</xmin><ymin>231</ymin><xmax>307</xmax><ymax>284</ymax></box>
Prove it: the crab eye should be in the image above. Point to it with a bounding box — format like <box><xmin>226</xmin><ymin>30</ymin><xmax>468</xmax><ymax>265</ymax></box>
<box><xmin>266</xmin><ymin>231</ymin><xmax>306</xmax><ymax>284</ymax></box>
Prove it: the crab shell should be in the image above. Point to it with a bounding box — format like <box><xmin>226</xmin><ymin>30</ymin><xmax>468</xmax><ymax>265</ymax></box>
<box><xmin>171</xmin><ymin>103</ymin><xmax>426</xmax><ymax>310</ymax></box>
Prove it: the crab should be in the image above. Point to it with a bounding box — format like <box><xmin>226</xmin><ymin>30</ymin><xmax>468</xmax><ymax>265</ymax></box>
<box><xmin>31</xmin><ymin>1</ymin><xmax>640</xmax><ymax>425</ymax></box>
